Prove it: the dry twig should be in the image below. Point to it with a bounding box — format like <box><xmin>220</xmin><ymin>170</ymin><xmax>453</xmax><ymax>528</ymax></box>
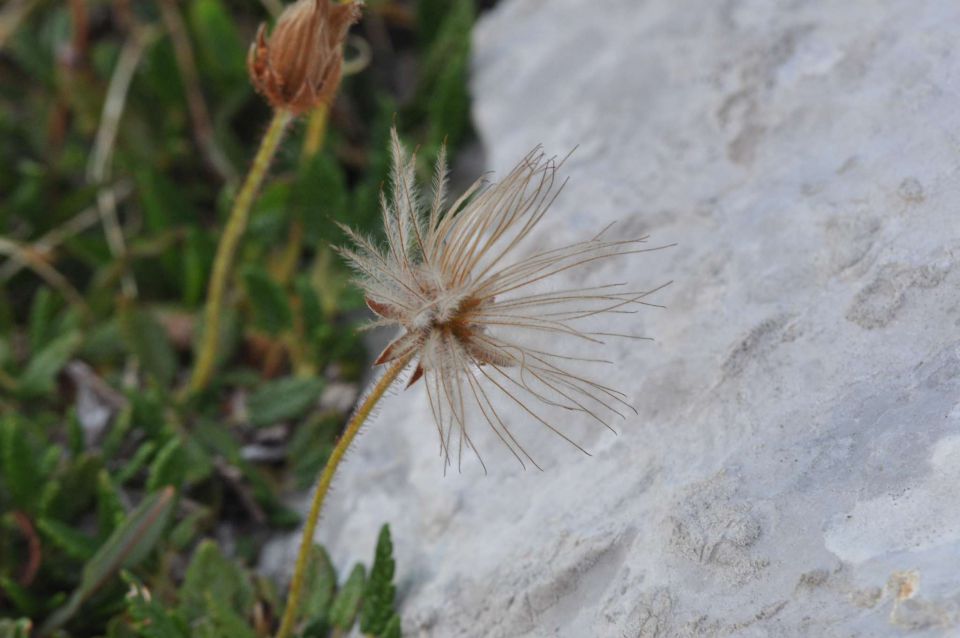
<box><xmin>87</xmin><ymin>26</ymin><xmax>158</xmax><ymax>299</ymax></box>
<box><xmin>0</xmin><ymin>236</ymin><xmax>89</xmax><ymax>312</ymax></box>
<box><xmin>0</xmin><ymin>181</ymin><xmax>133</xmax><ymax>282</ymax></box>
<box><xmin>0</xmin><ymin>0</ymin><xmax>42</xmax><ymax>51</ymax></box>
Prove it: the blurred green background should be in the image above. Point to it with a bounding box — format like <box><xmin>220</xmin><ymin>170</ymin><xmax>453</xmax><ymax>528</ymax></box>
<box><xmin>0</xmin><ymin>0</ymin><xmax>487</xmax><ymax>635</ymax></box>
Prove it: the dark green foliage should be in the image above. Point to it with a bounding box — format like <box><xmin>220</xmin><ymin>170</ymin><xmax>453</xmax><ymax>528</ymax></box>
<box><xmin>297</xmin><ymin>545</ymin><xmax>338</xmax><ymax>628</ymax></box>
<box><xmin>189</xmin><ymin>0</ymin><xmax>248</xmax><ymax>93</ymax></box>
<box><xmin>0</xmin><ymin>0</ymin><xmax>485</xmax><ymax>634</ymax></box>
<box><xmin>41</xmin><ymin>488</ymin><xmax>177</xmax><ymax>635</ymax></box>
<box><xmin>328</xmin><ymin>564</ymin><xmax>367</xmax><ymax>631</ymax></box>
<box><xmin>96</xmin><ymin>470</ymin><xmax>125</xmax><ymax>539</ymax></box>
<box><xmin>0</xmin><ymin>417</ymin><xmax>43</xmax><ymax>511</ymax></box>
<box><xmin>243</xmin><ymin>265</ymin><xmax>294</xmax><ymax>336</ymax></box>
<box><xmin>288</xmin><ymin>413</ymin><xmax>340</xmax><ymax>490</ymax></box>
<box><xmin>293</xmin><ymin>152</ymin><xmax>350</xmax><ymax>247</ymax></box>
<box><xmin>146</xmin><ymin>437</ymin><xmax>186</xmax><ymax>491</ymax></box>
<box><xmin>381</xmin><ymin>614</ymin><xmax>403</xmax><ymax>638</ymax></box>
<box><xmin>430</xmin><ymin>5</ymin><xmax>476</xmax><ymax>150</ymax></box>
<box><xmin>415</xmin><ymin>0</ymin><xmax>477</xmax><ymax>156</ymax></box>
<box><xmin>17</xmin><ymin>331</ymin><xmax>83</xmax><ymax>396</ymax></box>
<box><xmin>120</xmin><ymin>305</ymin><xmax>178</xmax><ymax>387</ymax></box>
<box><xmin>178</xmin><ymin>541</ymin><xmax>256</xmax><ymax>626</ymax></box>
<box><xmin>35</xmin><ymin>517</ymin><xmax>98</xmax><ymax>561</ymax></box>
<box><xmin>124</xmin><ymin>575</ymin><xmax>192</xmax><ymax>638</ymax></box>
<box><xmin>360</xmin><ymin>525</ymin><xmax>398</xmax><ymax>635</ymax></box>
<box><xmin>247</xmin><ymin>376</ymin><xmax>325</xmax><ymax>427</ymax></box>
<box><xmin>416</xmin><ymin>0</ymin><xmax>451</xmax><ymax>46</ymax></box>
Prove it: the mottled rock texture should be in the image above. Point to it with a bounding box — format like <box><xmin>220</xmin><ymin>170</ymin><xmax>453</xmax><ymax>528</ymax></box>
<box><xmin>281</xmin><ymin>1</ymin><xmax>960</xmax><ymax>635</ymax></box>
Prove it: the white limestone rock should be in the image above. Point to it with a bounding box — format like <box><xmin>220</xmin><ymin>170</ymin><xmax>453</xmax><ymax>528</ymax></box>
<box><xmin>292</xmin><ymin>1</ymin><xmax>960</xmax><ymax>635</ymax></box>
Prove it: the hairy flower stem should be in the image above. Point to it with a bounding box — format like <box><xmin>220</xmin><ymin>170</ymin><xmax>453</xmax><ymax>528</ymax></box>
<box><xmin>187</xmin><ymin>109</ymin><xmax>293</xmax><ymax>396</ymax></box>
<box><xmin>275</xmin><ymin>355</ymin><xmax>411</xmax><ymax>638</ymax></box>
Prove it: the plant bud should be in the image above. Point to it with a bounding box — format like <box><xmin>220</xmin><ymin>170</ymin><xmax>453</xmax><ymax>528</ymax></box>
<box><xmin>247</xmin><ymin>0</ymin><xmax>362</xmax><ymax>115</ymax></box>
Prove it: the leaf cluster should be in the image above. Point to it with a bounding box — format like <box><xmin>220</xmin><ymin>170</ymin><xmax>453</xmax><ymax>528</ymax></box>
<box><xmin>120</xmin><ymin>527</ymin><xmax>400</xmax><ymax>638</ymax></box>
<box><xmin>0</xmin><ymin>0</ymin><xmax>483</xmax><ymax>635</ymax></box>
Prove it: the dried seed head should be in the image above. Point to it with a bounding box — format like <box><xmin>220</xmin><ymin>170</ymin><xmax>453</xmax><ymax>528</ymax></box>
<box><xmin>339</xmin><ymin>129</ymin><xmax>670</xmax><ymax>472</ymax></box>
<box><xmin>247</xmin><ymin>0</ymin><xmax>362</xmax><ymax>115</ymax></box>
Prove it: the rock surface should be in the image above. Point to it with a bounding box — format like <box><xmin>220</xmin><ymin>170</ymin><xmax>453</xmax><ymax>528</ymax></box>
<box><xmin>281</xmin><ymin>1</ymin><xmax>960</xmax><ymax>635</ymax></box>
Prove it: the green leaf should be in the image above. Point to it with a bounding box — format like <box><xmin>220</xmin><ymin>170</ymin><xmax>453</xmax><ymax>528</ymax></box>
<box><xmin>101</xmin><ymin>402</ymin><xmax>134</xmax><ymax>460</ymax></box>
<box><xmin>28</xmin><ymin>287</ymin><xmax>57</xmax><ymax>353</ymax></box>
<box><xmin>416</xmin><ymin>0</ymin><xmax>454</xmax><ymax>46</ymax></box>
<box><xmin>193</xmin><ymin>597</ymin><xmax>257</xmax><ymax>638</ymax></box>
<box><xmin>97</xmin><ymin>469</ymin><xmax>125</xmax><ymax>539</ymax></box>
<box><xmin>130</xmin><ymin>389</ymin><xmax>169</xmax><ymax>438</ymax></box>
<box><xmin>298</xmin><ymin>544</ymin><xmax>337</xmax><ymax>626</ymax></box>
<box><xmin>135</xmin><ymin>167</ymin><xmax>201</xmax><ymax>294</ymax></box>
<box><xmin>182</xmin><ymin>227</ymin><xmax>212</xmax><ymax>306</ymax></box>
<box><xmin>289</xmin><ymin>414</ymin><xmax>339</xmax><ymax>490</ymax></box>
<box><xmin>0</xmin><ymin>416</ymin><xmax>42</xmax><ymax>510</ymax></box>
<box><xmin>124</xmin><ymin>574</ymin><xmax>191</xmax><ymax>638</ymax></box>
<box><xmin>18</xmin><ymin>330</ymin><xmax>82</xmax><ymax>395</ymax></box>
<box><xmin>420</xmin><ymin>0</ymin><xmax>474</xmax><ymax>91</ymax></box>
<box><xmin>146</xmin><ymin>437</ymin><xmax>186</xmax><ymax>491</ymax></box>
<box><xmin>135</xmin><ymin>167</ymin><xmax>197</xmax><ymax>231</ymax></box>
<box><xmin>41</xmin><ymin>452</ymin><xmax>102</xmax><ymax>521</ymax></box>
<box><xmin>352</xmin><ymin>96</ymin><xmax>398</xmax><ymax>235</ymax></box>
<box><xmin>250</xmin><ymin>181</ymin><xmax>293</xmax><ymax>241</ymax></box>
<box><xmin>417</xmin><ymin>0</ymin><xmax>475</xmax><ymax>152</ymax></box>
<box><xmin>37</xmin><ymin>516</ymin><xmax>98</xmax><ymax>561</ymax></box>
<box><xmin>427</xmin><ymin>6</ymin><xmax>474</xmax><ymax>151</ymax></box>
<box><xmin>0</xmin><ymin>576</ymin><xmax>41</xmax><ymax>618</ymax></box>
<box><xmin>179</xmin><ymin>435</ymin><xmax>215</xmax><ymax>487</ymax></box>
<box><xmin>116</xmin><ymin>441</ymin><xmax>157</xmax><ymax>485</ymax></box>
<box><xmin>192</xmin><ymin>420</ymin><xmax>242</xmax><ymax>465</ymax></box>
<box><xmin>82</xmin><ymin>486</ymin><xmax>176</xmax><ymax>586</ymax></box>
<box><xmin>138</xmin><ymin>34</ymin><xmax>187</xmax><ymax>109</ymax></box>
<box><xmin>427</xmin><ymin>48</ymin><xmax>471</xmax><ymax>151</ymax></box>
<box><xmin>381</xmin><ymin>613</ymin><xmax>402</xmax><ymax>638</ymax></box>
<box><xmin>165</xmin><ymin>541</ymin><xmax>258</xmax><ymax>637</ymax></box>
<box><xmin>295</xmin><ymin>276</ymin><xmax>323</xmax><ymax>336</ymax></box>
<box><xmin>120</xmin><ymin>305</ymin><xmax>177</xmax><ymax>387</ymax></box>
<box><xmin>328</xmin><ymin>563</ymin><xmax>366</xmax><ymax>631</ymax></box>
<box><xmin>0</xmin><ymin>335</ymin><xmax>10</xmax><ymax>369</ymax></box>
<box><xmin>81</xmin><ymin>317</ymin><xmax>126</xmax><ymax>364</ymax></box>
<box><xmin>243</xmin><ymin>266</ymin><xmax>293</xmax><ymax>336</ymax></box>
<box><xmin>293</xmin><ymin>151</ymin><xmax>349</xmax><ymax>247</ymax></box>
<box><xmin>40</xmin><ymin>487</ymin><xmax>177</xmax><ymax>636</ymax></box>
<box><xmin>189</xmin><ymin>0</ymin><xmax>246</xmax><ymax>90</ymax></box>
<box><xmin>179</xmin><ymin>540</ymin><xmax>255</xmax><ymax>623</ymax></box>
<box><xmin>247</xmin><ymin>376</ymin><xmax>324</xmax><ymax>427</ymax></box>
<box><xmin>360</xmin><ymin>524</ymin><xmax>397</xmax><ymax>635</ymax></box>
<box><xmin>67</xmin><ymin>409</ymin><xmax>85</xmax><ymax>456</ymax></box>
<box><xmin>168</xmin><ymin>506</ymin><xmax>211</xmax><ymax>551</ymax></box>
<box><xmin>37</xmin><ymin>478</ymin><xmax>62</xmax><ymax>520</ymax></box>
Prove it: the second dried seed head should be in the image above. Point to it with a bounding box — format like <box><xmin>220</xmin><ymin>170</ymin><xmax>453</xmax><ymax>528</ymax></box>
<box><xmin>247</xmin><ymin>0</ymin><xmax>362</xmax><ymax>115</ymax></box>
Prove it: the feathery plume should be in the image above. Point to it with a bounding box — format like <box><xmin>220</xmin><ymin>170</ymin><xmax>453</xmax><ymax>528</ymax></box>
<box><xmin>339</xmin><ymin>129</ymin><xmax>668</xmax><ymax>471</ymax></box>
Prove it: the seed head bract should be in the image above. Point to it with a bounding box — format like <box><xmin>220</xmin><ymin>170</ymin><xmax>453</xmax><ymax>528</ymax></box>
<box><xmin>338</xmin><ymin>129</ymin><xmax>668</xmax><ymax>472</ymax></box>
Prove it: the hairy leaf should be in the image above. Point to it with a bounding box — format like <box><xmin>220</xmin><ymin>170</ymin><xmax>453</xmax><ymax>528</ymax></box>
<box><xmin>360</xmin><ymin>524</ymin><xmax>397</xmax><ymax>635</ymax></box>
<box><xmin>328</xmin><ymin>563</ymin><xmax>366</xmax><ymax>631</ymax></box>
<box><xmin>247</xmin><ymin>376</ymin><xmax>324</xmax><ymax>427</ymax></box>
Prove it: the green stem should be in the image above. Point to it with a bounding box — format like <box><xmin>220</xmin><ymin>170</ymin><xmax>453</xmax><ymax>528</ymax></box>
<box><xmin>275</xmin><ymin>356</ymin><xmax>411</xmax><ymax>638</ymax></box>
<box><xmin>187</xmin><ymin>109</ymin><xmax>292</xmax><ymax>396</ymax></box>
